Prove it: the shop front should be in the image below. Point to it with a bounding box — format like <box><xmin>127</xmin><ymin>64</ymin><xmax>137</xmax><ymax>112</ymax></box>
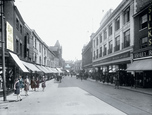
<box><xmin>93</xmin><ymin>51</ymin><xmax>132</xmax><ymax>85</ymax></box>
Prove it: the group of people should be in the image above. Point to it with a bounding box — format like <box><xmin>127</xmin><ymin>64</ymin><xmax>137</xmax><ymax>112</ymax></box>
<box><xmin>13</xmin><ymin>76</ymin><xmax>46</xmax><ymax>102</ymax></box>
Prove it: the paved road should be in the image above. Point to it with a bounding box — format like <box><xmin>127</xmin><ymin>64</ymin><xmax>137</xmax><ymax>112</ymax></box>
<box><xmin>59</xmin><ymin>76</ymin><xmax>152</xmax><ymax>115</ymax></box>
<box><xmin>0</xmin><ymin>76</ymin><xmax>152</xmax><ymax>115</ymax></box>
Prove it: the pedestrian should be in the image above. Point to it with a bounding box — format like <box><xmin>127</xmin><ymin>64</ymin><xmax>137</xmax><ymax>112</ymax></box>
<box><xmin>19</xmin><ymin>76</ymin><xmax>24</xmax><ymax>92</ymax></box>
<box><xmin>114</xmin><ymin>74</ymin><xmax>119</xmax><ymax>89</ymax></box>
<box><xmin>36</xmin><ymin>77</ymin><xmax>40</xmax><ymax>91</ymax></box>
<box><xmin>24</xmin><ymin>76</ymin><xmax>30</xmax><ymax>96</ymax></box>
<box><xmin>31</xmin><ymin>76</ymin><xmax>36</xmax><ymax>91</ymax></box>
<box><xmin>41</xmin><ymin>76</ymin><xmax>46</xmax><ymax>92</ymax></box>
<box><xmin>14</xmin><ymin>78</ymin><xmax>22</xmax><ymax>101</ymax></box>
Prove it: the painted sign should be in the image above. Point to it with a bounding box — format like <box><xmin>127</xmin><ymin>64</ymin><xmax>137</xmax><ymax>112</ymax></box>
<box><xmin>134</xmin><ymin>49</ymin><xmax>152</xmax><ymax>59</ymax></box>
<box><xmin>6</xmin><ymin>22</ymin><xmax>14</xmax><ymax>51</ymax></box>
<box><xmin>148</xmin><ymin>6</ymin><xmax>152</xmax><ymax>46</ymax></box>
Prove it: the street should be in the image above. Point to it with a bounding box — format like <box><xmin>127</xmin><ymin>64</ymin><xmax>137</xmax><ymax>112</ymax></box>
<box><xmin>0</xmin><ymin>76</ymin><xmax>152</xmax><ymax>115</ymax></box>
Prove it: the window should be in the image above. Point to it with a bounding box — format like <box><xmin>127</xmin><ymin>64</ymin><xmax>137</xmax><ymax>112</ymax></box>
<box><xmin>39</xmin><ymin>43</ymin><xmax>41</xmax><ymax>53</ymax></box>
<box><xmin>35</xmin><ymin>39</ymin><xmax>37</xmax><ymax>49</ymax></box>
<box><xmin>124</xmin><ymin>8</ymin><xmax>130</xmax><ymax>24</ymax></box>
<box><xmin>96</xmin><ymin>37</ymin><xmax>98</xmax><ymax>46</ymax></box>
<box><xmin>115</xmin><ymin>17</ymin><xmax>120</xmax><ymax>31</ymax></box>
<box><xmin>109</xmin><ymin>24</ymin><xmax>112</xmax><ymax>36</ymax></box>
<box><xmin>141</xmin><ymin>14</ymin><xmax>147</xmax><ymax>29</ymax></box>
<box><xmin>96</xmin><ymin>49</ymin><xmax>98</xmax><ymax>58</ymax></box>
<box><xmin>115</xmin><ymin>36</ymin><xmax>120</xmax><ymax>51</ymax></box>
<box><xmin>20</xmin><ymin>24</ymin><xmax>22</xmax><ymax>34</ymax></box>
<box><xmin>20</xmin><ymin>43</ymin><xmax>22</xmax><ymax>57</ymax></box>
<box><xmin>16</xmin><ymin>18</ymin><xmax>19</xmax><ymax>30</ymax></box>
<box><xmin>94</xmin><ymin>40</ymin><xmax>95</xmax><ymax>48</ymax></box>
<box><xmin>94</xmin><ymin>51</ymin><xmax>95</xmax><ymax>59</ymax></box>
<box><xmin>141</xmin><ymin>37</ymin><xmax>148</xmax><ymax>48</ymax></box>
<box><xmin>99</xmin><ymin>33</ymin><xmax>102</xmax><ymax>43</ymax></box>
<box><xmin>16</xmin><ymin>39</ymin><xmax>19</xmax><ymax>53</ymax></box>
<box><xmin>108</xmin><ymin>40</ymin><xmax>113</xmax><ymax>54</ymax></box>
<box><xmin>104</xmin><ymin>29</ymin><xmax>107</xmax><ymax>40</ymax></box>
<box><xmin>103</xmin><ymin>44</ymin><xmax>107</xmax><ymax>56</ymax></box>
<box><xmin>124</xmin><ymin>30</ymin><xmax>130</xmax><ymax>48</ymax></box>
<box><xmin>100</xmin><ymin>47</ymin><xmax>102</xmax><ymax>57</ymax></box>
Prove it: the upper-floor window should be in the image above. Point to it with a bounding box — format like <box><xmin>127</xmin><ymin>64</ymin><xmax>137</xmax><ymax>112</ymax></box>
<box><xmin>93</xmin><ymin>39</ymin><xmax>95</xmax><ymax>48</ymax></box>
<box><xmin>100</xmin><ymin>46</ymin><xmax>102</xmax><ymax>57</ymax></box>
<box><xmin>99</xmin><ymin>33</ymin><xmax>102</xmax><ymax>43</ymax></box>
<box><xmin>109</xmin><ymin>24</ymin><xmax>112</xmax><ymax>36</ymax></box>
<box><xmin>20</xmin><ymin>43</ymin><xmax>22</xmax><ymax>57</ymax></box>
<box><xmin>108</xmin><ymin>40</ymin><xmax>113</xmax><ymax>54</ymax></box>
<box><xmin>39</xmin><ymin>43</ymin><xmax>41</xmax><ymax>53</ymax></box>
<box><xmin>16</xmin><ymin>18</ymin><xmax>19</xmax><ymax>30</ymax></box>
<box><xmin>104</xmin><ymin>29</ymin><xmax>107</xmax><ymax>40</ymax></box>
<box><xmin>141</xmin><ymin>14</ymin><xmax>147</xmax><ymax>29</ymax></box>
<box><xmin>123</xmin><ymin>30</ymin><xmax>130</xmax><ymax>48</ymax></box>
<box><xmin>35</xmin><ymin>39</ymin><xmax>37</xmax><ymax>49</ymax></box>
<box><xmin>16</xmin><ymin>39</ymin><xmax>19</xmax><ymax>53</ymax></box>
<box><xmin>96</xmin><ymin>49</ymin><xmax>98</xmax><ymax>58</ymax></box>
<box><xmin>124</xmin><ymin>7</ymin><xmax>130</xmax><ymax>24</ymax></box>
<box><xmin>20</xmin><ymin>24</ymin><xmax>22</xmax><ymax>34</ymax></box>
<box><xmin>103</xmin><ymin>44</ymin><xmax>107</xmax><ymax>56</ymax></box>
<box><xmin>115</xmin><ymin>17</ymin><xmax>120</xmax><ymax>31</ymax></box>
<box><xmin>141</xmin><ymin>37</ymin><xmax>148</xmax><ymax>48</ymax></box>
<box><xmin>94</xmin><ymin>51</ymin><xmax>95</xmax><ymax>59</ymax></box>
<box><xmin>115</xmin><ymin>36</ymin><xmax>120</xmax><ymax>51</ymax></box>
<box><xmin>96</xmin><ymin>37</ymin><xmax>98</xmax><ymax>46</ymax></box>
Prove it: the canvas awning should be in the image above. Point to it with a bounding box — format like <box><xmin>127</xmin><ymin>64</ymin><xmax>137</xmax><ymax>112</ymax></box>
<box><xmin>22</xmin><ymin>61</ymin><xmax>41</xmax><ymax>72</ymax></box>
<box><xmin>56</xmin><ymin>68</ymin><xmax>63</xmax><ymax>73</ymax></box>
<box><xmin>45</xmin><ymin>67</ymin><xmax>54</xmax><ymax>73</ymax></box>
<box><xmin>51</xmin><ymin>68</ymin><xmax>58</xmax><ymax>73</ymax></box>
<box><xmin>36</xmin><ymin>65</ymin><xmax>48</xmax><ymax>73</ymax></box>
<box><xmin>126</xmin><ymin>59</ymin><xmax>152</xmax><ymax>71</ymax></box>
<box><xmin>41</xmin><ymin>66</ymin><xmax>51</xmax><ymax>73</ymax></box>
<box><xmin>9</xmin><ymin>52</ymin><xmax>29</xmax><ymax>72</ymax></box>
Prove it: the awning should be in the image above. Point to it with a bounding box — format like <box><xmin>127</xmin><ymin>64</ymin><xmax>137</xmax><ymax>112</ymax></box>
<box><xmin>22</xmin><ymin>61</ymin><xmax>41</xmax><ymax>72</ymax></box>
<box><xmin>36</xmin><ymin>65</ymin><xmax>48</xmax><ymax>73</ymax></box>
<box><xmin>41</xmin><ymin>66</ymin><xmax>51</xmax><ymax>73</ymax></box>
<box><xmin>56</xmin><ymin>68</ymin><xmax>63</xmax><ymax>73</ymax></box>
<box><xmin>126</xmin><ymin>59</ymin><xmax>152</xmax><ymax>71</ymax></box>
<box><xmin>45</xmin><ymin>67</ymin><xmax>54</xmax><ymax>73</ymax></box>
<box><xmin>9</xmin><ymin>52</ymin><xmax>29</xmax><ymax>72</ymax></box>
<box><xmin>51</xmin><ymin>68</ymin><xmax>58</xmax><ymax>73</ymax></box>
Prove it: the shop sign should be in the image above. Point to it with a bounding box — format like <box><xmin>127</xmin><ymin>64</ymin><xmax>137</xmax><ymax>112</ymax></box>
<box><xmin>6</xmin><ymin>22</ymin><xmax>14</xmax><ymax>51</ymax></box>
<box><xmin>93</xmin><ymin>51</ymin><xmax>130</xmax><ymax>65</ymax></box>
<box><xmin>134</xmin><ymin>49</ymin><xmax>152</xmax><ymax>59</ymax></box>
<box><xmin>148</xmin><ymin>6</ymin><xmax>152</xmax><ymax>46</ymax></box>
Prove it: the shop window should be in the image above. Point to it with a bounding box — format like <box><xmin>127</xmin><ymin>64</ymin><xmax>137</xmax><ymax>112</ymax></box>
<box><xmin>141</xmin><ymin>14</ymin><xmax>147</xmax><ymax>29</ymax></box>
<box><xmin>109</xmin><ymin>24</ymin><xmax>112</xmax><ymax>36</ymax></box>
<box><xmin>141</xmin><ymin>37</ymin><xmax>148</xmax><ymax>48</ymax></box>
<box><xmin>124</xmin><ymin>7</ymin><xmax>130</xmax><ymax>24</ymax></box>
<box><xmin>115</xmin><ymin>17</ymin><xmax>120</xmax><ymax>31</ymax></box>
<box><xmin>115</xmin><ymin>36</ymin><xmax>120</xmax><ymax>51</ymax></box>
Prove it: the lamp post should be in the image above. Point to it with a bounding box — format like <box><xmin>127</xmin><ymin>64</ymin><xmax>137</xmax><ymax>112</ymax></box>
<box><xmin>1</xmin><ymin>0</ymin><xmax>6</xmax><ymax>101</ymax></box>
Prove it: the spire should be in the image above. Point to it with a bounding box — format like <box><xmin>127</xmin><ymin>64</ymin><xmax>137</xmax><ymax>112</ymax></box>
<box><xmin>55</xmin><ymin>40</ymin><xmax>60</xmax><ymax>47</ymax></box>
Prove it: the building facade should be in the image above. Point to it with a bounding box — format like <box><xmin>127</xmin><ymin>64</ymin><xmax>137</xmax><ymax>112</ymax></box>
<box><xmin>127</xmin><ymin>0</ymin><xmax>152</xmax><ymax>88</ymax></box>
<box><xmin>92</xmin><ymin>0</ymin><xmax>134</xmax><ymax>85</ymax></box>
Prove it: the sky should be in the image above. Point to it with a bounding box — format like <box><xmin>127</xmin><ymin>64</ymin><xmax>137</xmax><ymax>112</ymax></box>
<box><xmin>14</xmin><ymin>0</ymin><xmax>122</xmax><ymax>61</ymax></box>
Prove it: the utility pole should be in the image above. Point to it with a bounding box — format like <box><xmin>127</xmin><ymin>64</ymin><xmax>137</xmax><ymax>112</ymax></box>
<box><xmin>1</xmin><ymin>0</ymin><xmax>6</xmax><ymax>101</ymax></box>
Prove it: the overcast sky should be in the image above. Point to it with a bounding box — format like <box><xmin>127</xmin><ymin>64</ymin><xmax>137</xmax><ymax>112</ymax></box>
<box><xmin>15</xmin><ymin>0</ymin><xmax>122</xmax><ymax>61</ymax></box>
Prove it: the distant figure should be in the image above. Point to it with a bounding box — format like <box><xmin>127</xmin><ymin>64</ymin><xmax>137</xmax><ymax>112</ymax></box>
<box><xmin>19</xmin><ymin>76</ymin><xmax>24</xmax><ymax>92</ymax></box>
<box><xmin>24</xmin><ymin>76</ymin><xmax>30</xmax><ymax>96</ymax></box>
<box><xmin>14</xmin><ymin>78</ymin><xmax>22</xmax><ymax>101</ymax></box>
<box><xmin>36</xmin><ymin>77</ymin><xmax>40</xmax><ymax>91</ymax></box>
<box><xmin>114</xmin><ymin>74</ymin><xmax>119</xmax><ymax>89</ymax></box>
<box><xmin>31</xmin><ymin>76</ymin><xmax>36</xmax><ymax>91</ymax></box>
<box><xmin>41</xmin><ymin>76</ymin><xmax>46</xmax><ymax>91</ymax></box>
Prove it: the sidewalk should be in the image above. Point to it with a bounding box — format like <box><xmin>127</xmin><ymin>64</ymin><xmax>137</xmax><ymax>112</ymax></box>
<box><xmin>88</xmin><ymin>78</ymin><xmax>152</xmax><ymax>96</ymax></box>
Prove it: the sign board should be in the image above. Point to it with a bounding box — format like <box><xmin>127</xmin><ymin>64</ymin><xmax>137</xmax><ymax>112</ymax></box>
<box><xmin>6</xmin><ymin>22</ymin><xmax>14</xmax><ymax>51</ymax></box>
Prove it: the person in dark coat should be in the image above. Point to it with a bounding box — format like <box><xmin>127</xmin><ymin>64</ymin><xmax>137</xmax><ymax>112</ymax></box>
<box><xmin>41</xmin><ymin>76</ymin><xmax>46</xmax><ymax>92</ymax></box>
<box><xmin>31</xmin><ymin>76</ymin><xmax>36</xmax><ymax>91</ymax></box>
<box><xmin>36</xmin><ymin>77</ymin><xmax>40</xmax><ymax>91</ymax></box>
<box><xmin>14</xmin><ymin>78</ymin><xmax>22</xmax><ymax>101</ymax></box>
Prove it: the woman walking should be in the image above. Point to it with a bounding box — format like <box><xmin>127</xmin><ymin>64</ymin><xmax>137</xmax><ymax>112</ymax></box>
<box><xmin>24</xmin><ymin>76</ymin><xmax>30</xmax><ymax>96</ymax></box>
<box><xmin>36</xmin><ymin>77</ymin><xmax>40</xmax><ymax>91</ymax></box>
<box><xmin>31</xmin><ymin>76</ymin><xmax>36</xmax><ymax>91</ymax></box>
<box><xmin>14</xmin><ymin>78</ymin><xmax>22</xmax><ymax>101</ymax></box>
<box><xmin>41</xmin><ymin>76</ymin><xmax>46</xmax><ymax>92</ymax></box>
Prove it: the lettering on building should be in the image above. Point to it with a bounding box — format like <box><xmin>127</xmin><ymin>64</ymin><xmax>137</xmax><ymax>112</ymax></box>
<box><xmin>148</xmin><ymin>6</ymin><xmax>152</xmax><ymax>46</ymax></box>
